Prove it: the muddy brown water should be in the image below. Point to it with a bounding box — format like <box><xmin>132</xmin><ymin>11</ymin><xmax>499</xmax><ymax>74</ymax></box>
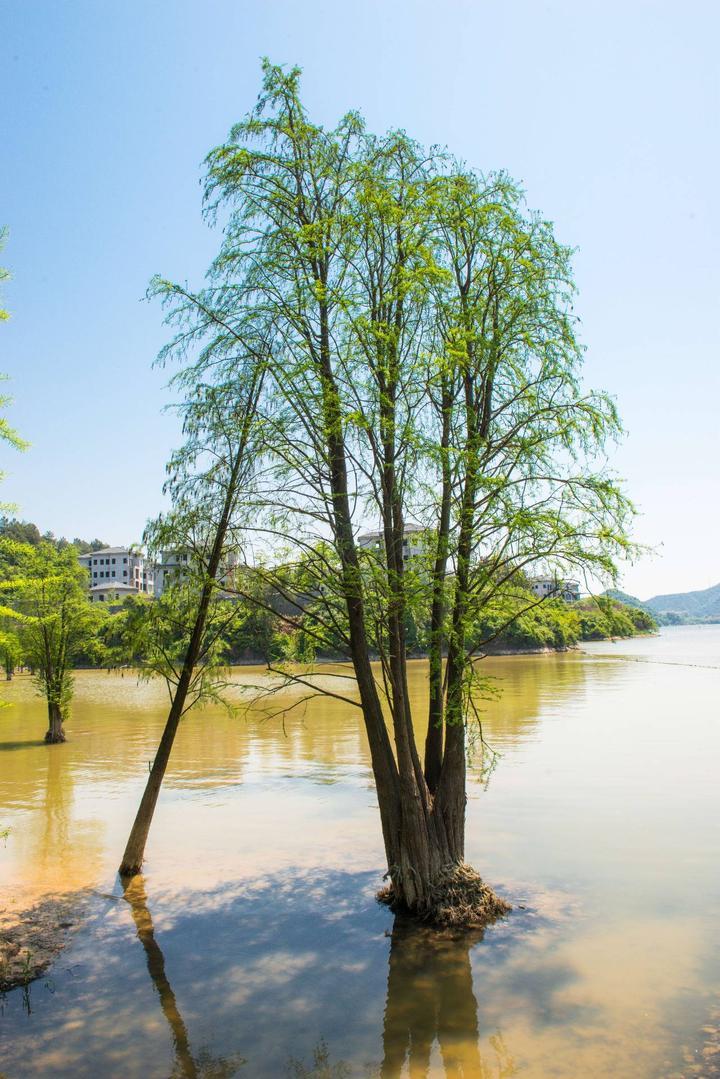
<box><xmin>1</xmin><ymin>626</ymin><xmax>719</xmax><ymax>1077</ymax></box>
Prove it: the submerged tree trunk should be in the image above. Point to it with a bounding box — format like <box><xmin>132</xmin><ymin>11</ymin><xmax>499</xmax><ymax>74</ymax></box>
<box><xmin>44</xmin><ymin>701</ymin><xmax>65</xmax><ymax>744</ymax></box>
<box><xmin>119</xmin><ymin>677</ymin><xmax>192</xmax><ymax>876</ymax></box>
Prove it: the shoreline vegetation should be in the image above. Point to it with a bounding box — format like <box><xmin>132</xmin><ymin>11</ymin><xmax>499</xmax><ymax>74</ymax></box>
<box><xmin>94</xmin><ymin>590</ymin><xmax>657</xmax><ymax>671</ymax></box>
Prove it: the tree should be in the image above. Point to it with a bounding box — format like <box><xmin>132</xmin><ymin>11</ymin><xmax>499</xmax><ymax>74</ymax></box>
<box><xmin>0</xmin><ymin>541</ymin><xmax>104</xmax><ymax>742</ymax></box>
<box><xmin>0</xmin><ymin>625</ymin><xmax>23</xmax><ymax>679</ymax></box>
<box><xmin>132</xmin><ymin>61</ymin><xmax>635</xmax><ymax>924</ymax></box>
<box><xmin>118</xmin><ymin>365</ymin><xmax>266</xmax><ymax>876</ymax></box>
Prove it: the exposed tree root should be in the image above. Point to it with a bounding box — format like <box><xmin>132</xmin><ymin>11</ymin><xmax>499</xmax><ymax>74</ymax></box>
<box><xmin>378</xmin><ymin>862</ymin><xmax>511</xmax><ymax>930</ymax></box>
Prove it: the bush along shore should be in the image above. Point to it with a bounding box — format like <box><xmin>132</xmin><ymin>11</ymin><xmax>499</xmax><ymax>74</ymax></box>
<box><xmin>76</xmin><ymin>591</ymin><xmax>656</xmax><ymax>670</ymax></box>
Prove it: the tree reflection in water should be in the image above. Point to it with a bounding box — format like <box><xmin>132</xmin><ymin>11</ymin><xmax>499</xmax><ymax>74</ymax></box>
<box><xmin>122</xmin><ymin>876</ymin><xmax>245</xmax><ymax>1078</ymax></box>
<box><xmin>381</xmin><ymin>917</ymin><xmax>516</xmax><ymax>1079</ymax></box>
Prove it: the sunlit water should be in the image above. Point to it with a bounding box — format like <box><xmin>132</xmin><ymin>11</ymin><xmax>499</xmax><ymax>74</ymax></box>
<box><xmin>1</xmin><ymin>626</ymin><xmax>719</xmax><ymax>1077</ymax></box>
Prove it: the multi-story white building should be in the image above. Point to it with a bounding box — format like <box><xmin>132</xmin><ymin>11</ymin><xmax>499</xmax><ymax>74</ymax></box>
<box><xmin>357</xmin><ymin>524</ymin><xmax>426</xmax><ymax>561</ymax></box>
<box><xmin>153</xmin><ymin>550</ymin><xmax>191</xmax><ymax>597</ymax></box>
<box><xmin>529</xmin><ymin>576</ymin><xmax>580</xmax><ymax>603</ymax></box>
<box><xmin>153</xmin><ymin>549</ymin><xmax>239</xmax><ymax>597</ymax></box>
<box><xmin>78</xmin><ymin>546</ymin><xmax>154</xmax><ymax>603</ymax></box>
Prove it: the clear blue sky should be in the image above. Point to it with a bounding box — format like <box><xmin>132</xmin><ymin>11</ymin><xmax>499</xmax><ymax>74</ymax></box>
<box><xmin>1</xmin><ymin>0</ymin><xmax>717</xmax><ymax>599</ymax></box>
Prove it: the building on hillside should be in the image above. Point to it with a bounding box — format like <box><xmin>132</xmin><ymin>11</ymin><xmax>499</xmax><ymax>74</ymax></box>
<box><xmin>153</xmin><ymin>550</ymin><xmax>191</xmax><ymax>597</ymax></box>
<box><xmin>357</xmin><ymin>524</ymin><xmax>426</xmax><ymax>561</ymax></box>
<box><xmin>88</xmin><ymin>581</ymin><xmax>138</xmax><ymax>605</ymax></box>
<box><xmin>529</xmin><ymin>576</ymin><xmax>580</xmax><ymax>603</ymax></box>
<box><xmin>153</xmin><ymin>549</ymin><xmax>240</xmax><ymax>597</ymax></box>
<box><xmin>78</xmin><ymin>546</ymin><xmax>154</xmax><ymax>602</ymax></box>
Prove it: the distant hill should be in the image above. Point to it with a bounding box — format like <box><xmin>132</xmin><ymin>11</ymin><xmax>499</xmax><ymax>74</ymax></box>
<box><xmin>645</xmin><ymin>582</ymin><xmax>720</xmax><ymax>620</ymax></box>
<box><xmin>606</xmin><ymin>583</ymin><xmax>720</xmax><ymax>624</ymax></box>
<box><xmin>606</xmin><ymin>589</ymin><xmax>650</xmax><ymax>611</ymax></box>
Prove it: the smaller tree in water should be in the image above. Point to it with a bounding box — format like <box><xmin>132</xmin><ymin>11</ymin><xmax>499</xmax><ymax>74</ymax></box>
<box><xmin>0</xmin><ymin>540</ymin><xmax>103</xmax><ymax>742</ymax></box>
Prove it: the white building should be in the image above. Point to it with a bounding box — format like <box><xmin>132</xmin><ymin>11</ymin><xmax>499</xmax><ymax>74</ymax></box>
<box><xmin>78</xmin><ymin>546</ymin><xmax>154</xmax><ymax>603</ymax></box>
<box><xmin>357</xmin><ymin>524</ymin><xmax>426</xmax><ymax>561</ymax></box>
<box><xmin>153</xmin><ymin>549</ymin><xmax>239</xmax><ymax>597</ymax></box>
<box><xmin>529</xmin><ymin>576</ymin><xmax>580</xmax><ymax>603</ymax></box>
<box><xmin>153</xmin><ymin>550</ymin><xmax>191</xmax><ymax>597</ymax></box>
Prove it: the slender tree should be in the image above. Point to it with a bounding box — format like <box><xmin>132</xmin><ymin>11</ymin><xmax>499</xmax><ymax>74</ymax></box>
<box><xmin>0</xmin><ymin>625</ymin><xmax>22</xmax><ymax>679</ymax></box>
<box><xmin>0</xmin><ymin>541</ymin><xmax>102</xmax><ymax>742</ymax></box>
<box><xmin>119</xmin><ymin>359</ymin><xmax>266</xmax><ymax>875</ymax></box>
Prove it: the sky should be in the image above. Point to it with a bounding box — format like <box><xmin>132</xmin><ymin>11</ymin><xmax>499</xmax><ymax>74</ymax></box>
<box><xmin>1</xmin><ymin>0</ymin><xmax>718</xmax><ymax>600</ymax></box>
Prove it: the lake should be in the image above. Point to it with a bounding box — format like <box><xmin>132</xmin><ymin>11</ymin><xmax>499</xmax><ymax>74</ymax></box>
<box><xmin>1</xmin><ymin>625</ymin><xmax>719</xmax><ymax>1077</ymax></box>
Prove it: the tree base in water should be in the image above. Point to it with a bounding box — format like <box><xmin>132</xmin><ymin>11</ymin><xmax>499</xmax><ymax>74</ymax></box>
<box><xmin>44</xmin><ymin>729</ymin><xmax>66</xmax><ymax>744</ymax></box>
<box><xmin>378</xmin><ymin>863</ymin><xmax>511</xmax><ymax>929</ymax></box>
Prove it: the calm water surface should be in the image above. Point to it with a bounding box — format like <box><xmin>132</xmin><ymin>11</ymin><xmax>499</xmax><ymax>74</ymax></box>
<box><xmin>1</xmin><ymin>626</ymin><xmax>719</xmax><ymax>1077</ymax></box>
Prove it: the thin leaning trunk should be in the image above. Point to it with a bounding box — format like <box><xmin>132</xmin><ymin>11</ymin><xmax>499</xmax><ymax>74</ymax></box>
<box><xmin>119</xmin><ymin>546</ymin><xmax>227</xmax><ymax>876</ymax></box>
<box><xmin>119</xmin><ymin>468</ymin><xmax>247</xmax><ymax>877</ymax></box>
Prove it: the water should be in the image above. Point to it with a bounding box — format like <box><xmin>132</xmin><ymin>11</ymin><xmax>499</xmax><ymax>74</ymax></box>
<box><xmin>1</xmin><ymin>626</ymin><xmax>719</xmax><ymax>1077</ymax></box>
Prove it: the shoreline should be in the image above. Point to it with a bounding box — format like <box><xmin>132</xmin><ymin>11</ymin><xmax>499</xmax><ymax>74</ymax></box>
<box><xmin>0</xmin><ymin>891</ymin><xmax>91</xmax><ymax>993</ymax></box>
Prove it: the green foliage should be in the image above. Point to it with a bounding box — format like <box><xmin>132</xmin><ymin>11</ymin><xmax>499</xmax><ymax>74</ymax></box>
<box><xmin>575</xmin><ymin>594</ymin><xmax>657</xmax><ymax>640</ymax></box>
<box><xmin>0</xmin><ymin>516</ymin><xmax>107</xmax><ymax>552</ymax></box>
<box><xmin>0</xmin><ymin>227</ymin><xmax>9</xmax><ymax>324</ymax></box>
<box><xmin>176</xmin><ymin>60</ymin><xmax>638</xmax><ymax>679</ymax></box>
<box><xmin>467</xmin><ymin>586</ymin><xmax>655</xmax><ymax>652</ymax></box>
<box><xmin>0</xmin><ymin>540</ymin><xmax>106</xmax><ymax>719</ymax></box>
<box><xmin>0</xmin><ymin>232</ymin><xmax>27</xmax><ymax>481</ymax></box>
<box><xmin>115</xmin><ymin>569</ymin><xmax>238</xmax><ymax>715</ymax></box>
<box><xmin>0</xmin><ymin>626</ymin><xmax>23</xmax><ymax>677</ymax></box>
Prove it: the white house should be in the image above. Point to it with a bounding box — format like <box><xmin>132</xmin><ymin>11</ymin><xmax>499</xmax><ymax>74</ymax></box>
<box><xmin>357</xmin><ymin>524</ymin><xmax>426</xmax><ymax>561</ymax></box>
<box><xmin>153</xmin><ymin>549</ymin><xmax>240</xmax><ymax>597</ymax></box>
<box><xmin>153</xmin><ymin>550</ymin><xmax>191</xmax><ymax>597</ymax></box>
<box><xmin>78</xmin><ymin>546</ymin><xmax>154</xmax><ymax>602</ymax></box>
<box><xmin>529</xmin><ymin>576</ymin><xmax>580</xmax><ymax>603</ymax></box>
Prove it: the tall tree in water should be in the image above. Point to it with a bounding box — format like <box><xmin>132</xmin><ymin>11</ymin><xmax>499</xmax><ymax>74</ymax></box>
<box><xmin>0</xmin><ymin>541</ymin><xmax>102</xmax><ymax>742</ymax></box>
<box><xmin>135</xmin><ymin>62</ymin><xmax>634</xmax><ymax>923</ymax></box>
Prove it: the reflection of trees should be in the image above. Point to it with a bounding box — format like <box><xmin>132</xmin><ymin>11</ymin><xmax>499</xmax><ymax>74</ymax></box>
<box><xmin>381</xmin><ymin>917</ymin><xmax>516</xmax><ymax>1078</ymax></box>
<box><xmin>123</xmin><ymin>876</ymin><xmax>244</xmax><ymax>1078</ymax></box>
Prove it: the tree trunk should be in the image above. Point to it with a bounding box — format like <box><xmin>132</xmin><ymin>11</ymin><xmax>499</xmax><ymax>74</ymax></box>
<box><xmin>44</xmin><ymin>701</ymin><xmax>65</xmax><ymax>744</ymax></box>
<box><xmin>119</xmin><ymin>394</ymin><xmax>260</xmax><ymax>877</ymax></box>
<box><xmin>119</xmin><ymin>685</ymin><xmax>188</xmax><ymax>876</ymax></box>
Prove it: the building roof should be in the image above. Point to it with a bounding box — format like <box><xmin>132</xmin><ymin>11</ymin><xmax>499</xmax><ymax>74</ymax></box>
<box><xmin>358</xmin><ymin>524</ymin><xmax>425</xmax><ymax>543</ymax></box>
<box><xmin>84</xmin><ymin>546</ymin><xmax>142</xmax><ymax>557</ymax></box>
<box><xmin>89</xmin><ymin>580</ymin><xmax>136</xmax><ymax>592</ymax></box>
<box><xmin>529</xmin><ymin>575</ymin><xmax>579</xmax><ymax>585</ymax></box>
